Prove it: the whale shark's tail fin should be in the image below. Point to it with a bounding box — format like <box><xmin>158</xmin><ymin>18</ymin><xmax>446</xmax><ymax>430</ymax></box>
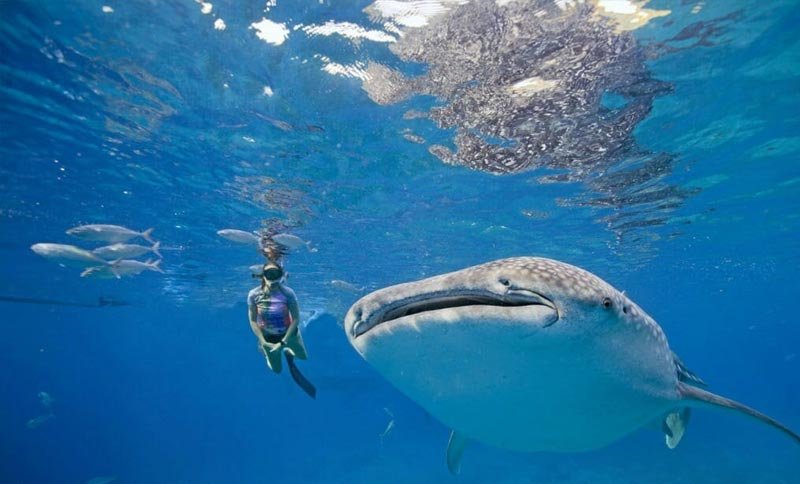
<box><xmin>678</xmin><ymin>382</ymin><xmax>800</xmax><ymax>445</ymax></box>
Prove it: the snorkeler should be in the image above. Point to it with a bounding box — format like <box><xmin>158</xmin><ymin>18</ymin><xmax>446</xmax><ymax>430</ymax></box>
<box><xmin>247</xmin><ymin>248</ymin><xmax>316</xmax><ymax>399</ymax></box>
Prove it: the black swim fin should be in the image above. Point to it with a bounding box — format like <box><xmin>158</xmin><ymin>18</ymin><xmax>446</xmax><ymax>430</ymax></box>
<box><xmin>286</xmin><ymin>353</ymin><xmax>316</xmax><ymax>399</ymax></box>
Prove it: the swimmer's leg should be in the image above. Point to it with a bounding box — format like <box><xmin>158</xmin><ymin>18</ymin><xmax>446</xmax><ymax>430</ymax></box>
<box><xmin>263</xmin><ymin>344</ymin><xmax>283</xmax><ymax>374</ymax></box>
<box><xmin>284</xmin><ymin>330</ymin><xmax>308</xmax><ymax>360</ymax></box>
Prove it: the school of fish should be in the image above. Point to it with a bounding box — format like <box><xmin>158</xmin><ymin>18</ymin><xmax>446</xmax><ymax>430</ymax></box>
<box><xmin>31</xmin><ymin>224</ymin><xmax>165</xmax><ymax>279</ymax></box>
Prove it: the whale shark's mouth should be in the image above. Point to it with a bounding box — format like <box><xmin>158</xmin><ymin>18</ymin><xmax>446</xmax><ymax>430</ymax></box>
<box><xmin>352</xmin><ymin>290</ymin><xmax>557</xmax><ymax>338</ymax></box>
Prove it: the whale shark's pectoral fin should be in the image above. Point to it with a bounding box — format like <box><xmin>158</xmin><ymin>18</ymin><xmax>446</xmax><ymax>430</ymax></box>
<box><xmin>678</xmin><ymin>382</ymin><xmax>800</xmax><ymax>445</ymax></box>
<box><xmin>446</xmin><ymin>430</ymin><xmax>469</xmax><ymax>475</ymax></box>
<box><xmin>662</xmin><ymin>408</ymin><xmax>691</xmax><ymax>449</ymax></box>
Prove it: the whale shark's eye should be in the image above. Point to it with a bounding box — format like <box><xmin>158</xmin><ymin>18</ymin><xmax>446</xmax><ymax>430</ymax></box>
<box><xmin>602</xmin><ymin>297</ymin><xmax>612</xmax><ymax>309</ymax></box>
<box><xmin>499</xmin><ymin>278</ymin><xmax>510</xmax><ymax>286</ymax></box>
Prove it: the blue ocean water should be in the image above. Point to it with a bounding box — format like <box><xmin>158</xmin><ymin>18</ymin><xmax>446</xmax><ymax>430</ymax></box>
<box><xmin>1</xmin><ymin>0</ymin><xmax>798</xmax><ymax>482</ymax></box>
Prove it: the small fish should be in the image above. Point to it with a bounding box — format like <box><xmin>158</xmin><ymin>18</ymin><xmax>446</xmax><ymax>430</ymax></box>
<box><xmin>380</xmin><ymin>407</ymin><xmax>395</xmax><ymax>442</ymax></box>
<box><xmin>31</xmin><ymin>243</ymin><xmax>108</xmax><ymax>268</ymax></box>
<box><xmin>254</xmin><ymin>113</ymin><xmax>294</xmax><ymax>132</ymax></box>
<box><xmin>66</xmin><ymin>224</ymin><xmax>155</xmax><ymax>244</ymax></box>
<box><xmin>217</xmin><ymin>229</ymin><xmax>261</xmax><ymax>247</ymax></box>
<box><xmin>380</xmin><ymin>419</ymin><xmax>395</xmax><ymax>441</ymax></box>
<box><xmin>82</xmin><ymin>259</ymin><xmax>164</xmax><ymax>279</ymax></box>
<box><xmin>38</xmin><ymin>391</ymin><xmax>53</xmax><ymax>408</ymax></box>
<box><xmin>330</xmin><ymin>279</ymin><xmax>365</xmax><ymax>293</ymax></box>
<box><xmin>92</xmin><ymin>241</ymin><xmax>161</xmax><ymax>260</ymax></box>
<box><xmin>271</xmin><ymin>233</ymin><xmax>314</xmax><ymax>252</ymax></box>
<box><xmin>249</xmin><ymin>263</ymin><xmax>264</xmax><ymax>275</ymax></box>
<box><xmin>26</xmin><ymin>412</ymin><xmax>54</xmax><ymax>429</ymax></box>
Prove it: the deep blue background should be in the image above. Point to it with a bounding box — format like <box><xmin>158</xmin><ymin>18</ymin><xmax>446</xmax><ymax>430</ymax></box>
<box><xmin>1</xmin><ymin>0</ymin><xmax>798</xmax><ymax>482</ymax></box>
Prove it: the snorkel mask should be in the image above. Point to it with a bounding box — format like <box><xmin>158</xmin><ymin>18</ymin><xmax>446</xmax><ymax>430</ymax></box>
<box><xmin>261</xmin><ymin>263</ymin><xmax>284</xmax><ymax>283</ymax></box>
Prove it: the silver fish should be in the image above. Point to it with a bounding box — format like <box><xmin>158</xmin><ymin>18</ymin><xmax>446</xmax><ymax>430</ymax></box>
<box><xmin>271</xmin><ymin>233</ymin><xmax>315</xmax><ymax>252</ymax></box>
<box><xmin>66</xmin><ymin>224</ymin><xmax>155</xmax><ymax>244</ymax></box>
<box><xmin>31</xmin><ymin>243</ymin><xmax>108</xmax><ymax>268</ymax></box>
<box><xmin>26</xmin><ymin>412</ymin><xmax>54</xmax><ymax>429</ymax></box>
<box><xmin>330</xmin><ymin>279</ymin><xmax>365</xmax><ymax>293</ymax></box>
<box><xmin>92</xmin><ymin>241</ymin><xmax>161</xmax><ymax>260</ymax></box>
<box><xmin>81</xmin><ymin>259</ymin><xmax>164</xmax><ymax>279</ymax></box>
<box><xmin>217</xmin><ymin>229</ymin><xmax>261</xmax><ymax>246</ymax></box>
<box><xmin>380</xmin><ymin>407</ymin><xmax>395</xmax><ymax>442</ymax></box>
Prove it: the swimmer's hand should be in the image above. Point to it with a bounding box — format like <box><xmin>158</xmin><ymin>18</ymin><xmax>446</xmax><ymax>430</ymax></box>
<box><xmin>261</xmin><ymin>340</ymin><xmax>284</xmax><ymax>354</ymax></box>
<box><xmin>276</xmin><ymin>338</ymin><xmax>296</xmax><ymax>356</ymax></box>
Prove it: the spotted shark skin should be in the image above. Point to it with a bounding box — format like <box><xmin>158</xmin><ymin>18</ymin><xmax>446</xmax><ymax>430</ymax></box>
<box><xmin>344</xmin><ymin>257</ymin><xmax>799</xmax><ymax>473</ymax></box>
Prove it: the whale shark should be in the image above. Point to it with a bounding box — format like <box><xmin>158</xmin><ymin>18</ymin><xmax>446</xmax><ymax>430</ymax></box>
<box><xmin>344</xmin><ymin>257</ymin><xmax>799</xmax><ymax>473</ymax></box>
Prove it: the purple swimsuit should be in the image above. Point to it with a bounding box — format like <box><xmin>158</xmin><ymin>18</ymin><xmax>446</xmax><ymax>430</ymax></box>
<box><xmin>249</xmin><ymin>287</ymin><xmax>292</xmax><ymax>335</ymax></box>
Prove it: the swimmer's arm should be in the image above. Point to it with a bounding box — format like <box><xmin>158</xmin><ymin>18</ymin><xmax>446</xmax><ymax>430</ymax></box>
<box><xmin>282</xmin><ymin>288</ymin><xmax>301</xmax><ymax>343</ymax></box>
<box><xmin>248</xmin><ymin>304</ymin><xmax>270</xmax><ymax>349</ymax></box>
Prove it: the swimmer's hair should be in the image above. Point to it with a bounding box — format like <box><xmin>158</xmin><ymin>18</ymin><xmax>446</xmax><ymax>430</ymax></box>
<box><xmin>262</xmin><ymin>243</ymin><xmax>285</xmax><ymax>262</ymax></box>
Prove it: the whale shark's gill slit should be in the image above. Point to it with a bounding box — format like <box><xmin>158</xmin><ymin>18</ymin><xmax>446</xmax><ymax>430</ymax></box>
<box><xmin>380</xmin><ymin>295</ymin><xmax>540</xmax><ymax>324</ymax></box>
